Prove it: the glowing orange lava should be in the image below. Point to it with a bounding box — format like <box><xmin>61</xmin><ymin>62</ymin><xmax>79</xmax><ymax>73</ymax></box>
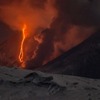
<box><xmin>19</xmin><ymin>24</ymin><xmax>27</xmax><ymax>66</ymax></box>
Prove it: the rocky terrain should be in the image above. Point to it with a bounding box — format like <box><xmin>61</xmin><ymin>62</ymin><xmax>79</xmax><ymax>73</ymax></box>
<box><xmin>0</xmin><ymin>66</ymin><xmax>100</xmax><ymax>100</ymax></box>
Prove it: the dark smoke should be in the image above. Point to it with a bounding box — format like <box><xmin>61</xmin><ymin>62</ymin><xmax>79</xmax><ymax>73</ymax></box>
<box><xmin>55</xmin><ymin>0</ymin><xmax>100</xmax><ymax>26</ymax></box>
<box><xmin>27</xmin><ymin>0</ymin><xmax>100</xmax><ymax>69</ymax></box>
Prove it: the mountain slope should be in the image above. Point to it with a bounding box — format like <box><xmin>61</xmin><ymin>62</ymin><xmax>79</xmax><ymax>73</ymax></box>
<box><xmin>40</xmin><ymin>31</ymin><xmax>100</xmax><ymax>79</ymax></box>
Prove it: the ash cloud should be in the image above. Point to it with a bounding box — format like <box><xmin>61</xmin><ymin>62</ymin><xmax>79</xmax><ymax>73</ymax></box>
<box><xmin>0</xmin><ymin>0</ymin><xmax>56</xmax><ymax>32</ymax></box>
<box><xmin>56</xmin><ymin>0</ymin><xmax>100</xmax><ymax>26</ymax></box>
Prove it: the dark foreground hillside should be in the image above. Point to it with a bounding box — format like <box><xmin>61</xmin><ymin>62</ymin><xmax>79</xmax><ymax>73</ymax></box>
<box><xmin>40</xmin><ymin>31</ymin><xmax>100</xmax><ymax>79</ymax></box>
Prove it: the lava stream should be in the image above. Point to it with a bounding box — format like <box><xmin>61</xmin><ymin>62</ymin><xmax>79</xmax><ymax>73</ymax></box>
<box><xmin>19</xmin><ymin>24</ymin><xmax>26</xmax><ymax>65</ymax></box>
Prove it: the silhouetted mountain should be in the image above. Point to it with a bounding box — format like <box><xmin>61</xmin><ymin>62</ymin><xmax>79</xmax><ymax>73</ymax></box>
<box><xmin>40</xmin><ymin>31</ymin><xmax>100</xmax><ymax>79</ymax></box>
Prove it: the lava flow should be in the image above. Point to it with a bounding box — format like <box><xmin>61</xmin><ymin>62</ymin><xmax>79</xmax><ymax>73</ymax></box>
<box><xmin>19</xmin><ymin>24</ymin><xmax>27</xmax><ymax>67</ymax></box>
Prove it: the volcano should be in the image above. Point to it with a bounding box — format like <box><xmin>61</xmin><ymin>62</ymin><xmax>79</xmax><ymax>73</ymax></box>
<box><xmin>40</xmin><ymin>30</ymin><xmax>100</xmax><ymax>79</ymax></box>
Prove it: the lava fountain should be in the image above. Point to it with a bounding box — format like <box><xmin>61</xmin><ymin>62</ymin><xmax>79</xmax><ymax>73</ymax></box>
<box><xmin>19</xmin><ymin>24</ymin><xmax>27</xmax><ymax>67</ymax></box>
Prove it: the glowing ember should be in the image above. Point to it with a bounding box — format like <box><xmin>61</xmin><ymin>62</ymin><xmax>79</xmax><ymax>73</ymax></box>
<box><xmin>19</xmin><ymin>24</ymin><xmax>27</xmax><ymax>67</ymax></box>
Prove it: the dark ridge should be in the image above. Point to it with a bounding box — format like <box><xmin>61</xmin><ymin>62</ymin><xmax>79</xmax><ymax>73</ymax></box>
<box><xmin>39</xmin><ymin>30</ymin><xmax>100</xmax><ymax>79</ymax></box>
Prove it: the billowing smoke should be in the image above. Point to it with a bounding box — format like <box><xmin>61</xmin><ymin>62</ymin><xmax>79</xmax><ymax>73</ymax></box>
<box><xmin>0</xmin><ymin>0</ymin><xmax>57</xmax><ymax>32</ymax></box>
<box><xmin>0</xmin><ymin>0</ymin><xmax>100</xmax><ymax>69</ymax></box>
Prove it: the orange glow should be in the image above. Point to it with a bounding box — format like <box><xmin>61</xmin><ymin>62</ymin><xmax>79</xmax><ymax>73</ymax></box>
<box><xmin>32</xmin><ymin>34</ymin><xmax>43</xmax><ymax>59</ymax></box>
<box><xmin>34</xmin><ymin>34</ymin><xmax>43</xmax><ymax>44</ymax></box>
<box><xmin>19</xmin><ymin>24</ymin><xmax>27</xmax><ymax>67</ymax></box>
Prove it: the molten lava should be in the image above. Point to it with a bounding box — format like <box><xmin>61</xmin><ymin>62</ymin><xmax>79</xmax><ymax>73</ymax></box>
<box><xmin>19</xmin><ymin>24</ymin><xmax>27</xmax><ymax>66</ymax></box>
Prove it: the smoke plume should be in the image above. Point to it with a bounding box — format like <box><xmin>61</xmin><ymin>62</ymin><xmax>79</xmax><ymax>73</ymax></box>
<box><xmin>0</xmin><ymin>0</ymin><xmax>57</xmax><ymax>32</ymax></box>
